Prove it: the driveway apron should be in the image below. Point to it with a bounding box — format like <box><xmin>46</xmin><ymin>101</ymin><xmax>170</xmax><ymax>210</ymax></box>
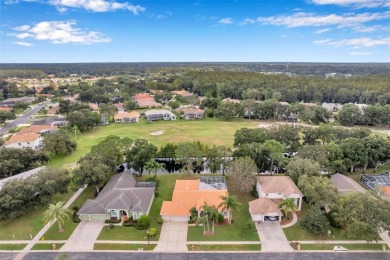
<box><xmin>60</xmin><ymin>221</ymin><xmax>104</xmax><ymax>252</ymax></box>
<box><xmin>257</xmin><ymin>222</ymin><xmax>293</xmax><ymax>252</ymax></box>
<box><xmin>154</xmin><ymin>221</ymin><xmax>188</xmax><ymax>252</ymax></box>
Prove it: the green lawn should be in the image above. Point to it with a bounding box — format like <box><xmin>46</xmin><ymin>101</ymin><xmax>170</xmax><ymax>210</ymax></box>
<box><xmin>187</xmin><ymin>179</ymin><xmax>260</xmax><ymax>242</ymax></box>
<box><xmin>41</xmin><ymin>187</ymin><xmax>96</xmax><ymax>240</ymax></box>
<box><xmin>0</xmin><ymin>244</ymin><xmax>27</xmax><ymax>250</ymax></box>
<box><xmin>300</xmin><ymin>243</ymin><xmax>389</xmax><ymax>251</ymax></box>
<box><xmin>97</xmin><ymin>174</ymin><xmax>191</xmax><ymax>241</ymax></box>
<box><xmin>0</xmin><ymin>192</ymin><xmax>74</xmax><ymax>240</ymax></box>
<box><xmin>49</xmin><ymin>118</ymin><xmax>259</xmax><ymax>169</ymax></box>
<box><xmin>31</xmin><ymin>243</ymin><xmax>64</xmax><ymax>250</ymax></box>
<box><xmin>283</xmin><ymin>202</ymin><xmax>352</xmax><ymax>241</ymax></box>
<box><xmin>188</xmin><ymin>244</ymin><xmax>261</xmax><ymax>251</ymax></box>
<box><xmin>94</xmin><ymin>243</ymin><xmax>156</xmax><ymax>251</ymax></box>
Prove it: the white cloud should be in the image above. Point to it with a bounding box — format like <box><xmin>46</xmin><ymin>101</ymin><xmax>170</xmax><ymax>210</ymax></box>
<box><xmin>257</xmin><ymin>11</ymin><xmax>390</xmax><ymax>29</ymax></box>
<box><xmin>314</xmin><ymin>28</ymin><xmax>331</xmax><ymax>34</ymax></box>
<box><xmin>156</xmin><ymin>15</ymin><xmax>167</xmax><ymax>19</ymax></box>
<box><xmin>12</xmin><ymin>21</ymin><xmax>111</xmax><ymax>45</ymax></box>
<box><xmin>14</xmin><ymin>41</ymin><xmax>35</xmax><ymax>46</ymax></box>
<box><xmin>4</xmin><ymin>0</ymin><xmax>19</xmax><ymax>4</ymax></box>
<box><xmin>314</xmin><ymin>37</ymin><xmax>390</xmax><ymax>47</ymax></box>
<box><xmin>14</xmin><ymin>25</ymin><xmax>30</xmax><ymax>31</ymax></box>
<box><xmin>48</xmin><ymin>0</ymin><xmax>145</xmax><ymax>14</ymax></box>
<box><xmin>219</xmin><ymin>18</ymin><xmax>233</xmax><ymax>24</ymax></box>
<box><xmin>349</xmin><ymin>51</ymin><xmax>374</xmax><ymax>55</ymax></box>
<box><xmin>311</xmin><ymin>0</ymin><xmax>390</xmax><ymax>8</ymax></box>
<box><xmin>239</xmin><ymin>18</ymin><xmax>256</xmax><ymax>26</ymax></box>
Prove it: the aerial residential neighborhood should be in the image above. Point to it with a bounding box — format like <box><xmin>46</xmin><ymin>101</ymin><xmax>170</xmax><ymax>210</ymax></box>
<box><xmin>1</xmin><ymin>0</ymin><xmax>390</xmax><ymax>259</ymax></box>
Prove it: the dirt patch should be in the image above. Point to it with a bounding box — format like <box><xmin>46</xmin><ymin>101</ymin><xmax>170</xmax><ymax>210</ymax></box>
<box><xmin>149</xmin><ymin>130</ymin><xmax>164</xmax><ymax>136</ymax></box>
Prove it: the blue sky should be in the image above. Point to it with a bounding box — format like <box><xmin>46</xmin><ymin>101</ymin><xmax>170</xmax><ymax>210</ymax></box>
<box><xmin>1</xmin><ymin>0</ymin><xmax>389</xmax><ymax>63</ymax></box>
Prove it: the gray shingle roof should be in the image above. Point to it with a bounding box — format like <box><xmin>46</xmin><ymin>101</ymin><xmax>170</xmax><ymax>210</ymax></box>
<box><xmin>78</xmin><ymin>171</ymin><xmax>155</xmax><ymax>215</ymax></box>
<box><xmin>331</xmin><ymin>173</ymin><xmax>366</xmax><ymax>194</ymax></box>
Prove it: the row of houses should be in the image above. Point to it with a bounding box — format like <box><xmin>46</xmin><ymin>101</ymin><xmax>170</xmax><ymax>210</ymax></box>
<box><xmin>3</xmin><ymin>124</ymin><xmax>58</xmax><ymax>150</ymax></box>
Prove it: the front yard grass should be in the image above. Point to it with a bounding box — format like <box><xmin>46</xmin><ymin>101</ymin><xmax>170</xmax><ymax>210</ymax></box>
<box><xmin>0</xmin><ymin>191</ymin><xmax>74</xmax><ymax>240</ymax></box>
<box><xmin>284</xmin><ymin>201</ymin><xmax>356</xmax><ymax>241</ymax></box>
<box><xmin>31</xmin><ymin>243</ymin><xmax>64</xmax><ymax>250</ymax></box>
<box><xmin>0</xmin><ymin>244</ymin><xmax>27</xmax><ymax>250</ymax></box>
<box><xmin>93</xmin><ymin>243</ymin><xmax>156</xmax><ymax>251</ymax></box>
<box><xmin>300</xmin><ymin>243</ymin><xmax>389</xmax><ymax>251</ymax></box>
<box><xmin>188</xmin><ymin>244</ymin><xmax>261</xmax><ymax>251</ymax></box>
<box><xmin>187</xmin><ymin>179</ymin><xmax>260</xmax><ymax>242</ymax></box>
<box><xmin>41</xmin><ymin>186</ymin><xmax>95</xmax><ymax>240</ymax></box>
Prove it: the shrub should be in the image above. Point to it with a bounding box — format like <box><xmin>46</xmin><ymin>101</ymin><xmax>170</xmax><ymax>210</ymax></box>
<box><xmin>154</xmin><ymin>190</ymin><xmax>159</xmax><ymax>197</ymax></box>
<box><xmin>300</xmin><ymin>206</ymin><xmax>329</xmax><ymax>236</ymax></box>
<box><xmin>244</xmin><ymin>220</ymin><xmax>256</xmax><ymax>232</ymax></box>
<box><xmin>122</xmin><ymin>221</ymin><xmax>135</xmax><ymax>227</ymax></box>
<box><xmin>217</xmin><ymin>213</ymin><xmax>224</xmax><ymax>223</ymax></box>
<box><xmin>149</xmin><ymin>228</ymin><xmax>157</xmax><ymax>237</ymax></box>
<box><xmin>135</xmin><ymin>215</ymin><xmax>150</xmax><ymax>230</ymax></box>
<box><xmin>157</xmin><ymin>216</ymin><xmax>163</xmax><ymax>224</ymax></box>
<box><xmin>123</xmin><ymin>216</ymin><xmax>129</xmax><ymax>222</ymax></box>
<box><xmin>72</xmin><ymin>206</ymin><xmax>79</xmax><ymax>211</ymax></box>
<box><xmin>105</xmin><ymin>219</ymin><xmax>121</xmax><ymax>224</ymax></box>
<box><xmin>251</xmin><ymin>185</ymin><xmax>259</xmax><ymax>198</ymax></box>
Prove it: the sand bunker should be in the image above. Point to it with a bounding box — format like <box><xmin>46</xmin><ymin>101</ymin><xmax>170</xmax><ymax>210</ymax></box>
<box><xmin>149</xmin><ymin>130</ymin><xmax>164</xmax><ymax>136</ymax></box>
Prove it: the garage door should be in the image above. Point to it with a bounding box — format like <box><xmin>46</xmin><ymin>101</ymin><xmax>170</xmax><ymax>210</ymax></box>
<box><xmin>163</xmin><ymin>216</ymin><xmax>189</xmax><ymax>222</ymax></box>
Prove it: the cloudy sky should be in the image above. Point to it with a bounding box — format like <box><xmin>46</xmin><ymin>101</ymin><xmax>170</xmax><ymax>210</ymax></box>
<box><xmin>1</xmin><ymin>0</ymin><xmax>389</xmax><ymax>62</ymax></box>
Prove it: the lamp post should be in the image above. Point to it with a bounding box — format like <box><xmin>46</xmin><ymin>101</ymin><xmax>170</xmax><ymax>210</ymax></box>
<box><xmin>147</xmin><ymin>231</ymin><xmax>150</xmax><ymax>245</ymax></box>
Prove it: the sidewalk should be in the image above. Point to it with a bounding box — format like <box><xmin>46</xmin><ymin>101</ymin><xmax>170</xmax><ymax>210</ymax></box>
<box><xmin>14</xmin><ymin>186</ymin><xmax>86</xmax><ymax>260</ymax></box>
<box><xmin>297</xmin><ymin>240</ymin><xmax>389</xmax><ymax>244</ymax></box>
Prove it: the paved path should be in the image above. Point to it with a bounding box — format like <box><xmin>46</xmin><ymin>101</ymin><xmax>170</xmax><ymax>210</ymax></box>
<box><xmin>281</xmin><ymin>212</ymin><xmax>297</xmax><ymax>228</ymax></box>
<box><xmin>0</xmin><ymin>101</ymin><xmax>50</xmax><ymax>135</ymax></box>
<box><xmin>154</xmin><ymin>222</ymin><xmax>188</xmax><ymax>252</ymax></box>
<box><xmin>60</xmin><ymin>221</ymin><xmax>104</xmax><ymax>252</ymax></box>
<box><xmin>257</xmin><ymin>222</ymin><xmax>293</xmax><ymax>252</ymax></box>
<box><xmin>187</xmin><ymin>241</ymin><xmax>260</xmax><ymax>245</ymax></box>
<box><xmin>13</xmin><ymin>186</ymin><xmax>86</xmax><ymax>260</ymax></box>
<box><xmin>297</xmin><ymin>240</ymin><xmax>388</xmax><ymax>244</ymax></box>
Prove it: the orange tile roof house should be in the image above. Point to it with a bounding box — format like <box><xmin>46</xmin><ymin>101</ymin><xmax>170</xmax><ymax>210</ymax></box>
<box><xmin>160</xmin><ymin>177</ymin><xmax>228</xmax><ymax>222</ymax></box>
<box><xmin>4</xmin><ymin>133</ymin><xmax>43</xmax><ymax>150</ymax></box>
<box><xmin>172</xmin><ymin>90</ymin><xmax>194</xmax><ymax>97</ymax></box>
<box><xmin>88</xmin><ymin>102</ymin><xmax>99</xmax><ymax>111</ymax></box>
<box><xmin>133</xmin><ymin>93</ymin><xmax>162</xmax><ymax>108</ymax></box>
<box><xmin>0</xmin><ymin>106</ymin><xmax>12</xmax><ymax>112</ymax></box>
<box><xmin>249</xmin><ymin>176</ymin><xmax>303</xmax><ymax>222</ymax></box>
<box><xmin>114</xmin><ymin>103</ymin><xmax>125</xmax><ymax>112</ymax></box>
<box><xmin>114</xmin><ymin>111</ymin><xmax>140</xmax><ymax>123</ymax></box>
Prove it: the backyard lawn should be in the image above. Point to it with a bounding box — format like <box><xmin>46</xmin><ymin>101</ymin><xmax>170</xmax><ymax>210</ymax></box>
<box><xmin>41</xmin><ymin>186</ymin><xmax>96</xmax><ymax>240</ymax></box>
<box><xmin>0</xmin><ymin>191</ymin><xmax>74</xmax><ymax>240</ymax></box>
<box><xmin>284</xmin><ymin>202</ymin><xmax>361</xmax><ymax>241</ymax></box>
<box><xmin>188</xmin><ymin>244</ymin><xmax>261</xmax><ymax>251</ymax></box>
<box><xmin>49</xmin><ymin>118</ymin><xmax>259</xmax><ymax>169</ymax></box>
<box><xmin>300</xmin><ymin>243</ymin><xmax>389</xmax><ymax>251</ymax></box>
<box><xmin>94</xmin><ymin>243</ymin><xmax>156</xmax><ymax>250</ymax></box>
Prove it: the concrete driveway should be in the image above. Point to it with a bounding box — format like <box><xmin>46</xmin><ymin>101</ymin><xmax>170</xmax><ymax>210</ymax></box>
<box><xmin>154</xmin><ymin>221</ymin><xmax>188</xmax><ymax>252</ymax></box>
<box><xmin>60</xmin><ymin>221</ymin><xmax>104</xmax><ymax>252</ymax></box>
<box><xmin>257</xmin><ymin>222</ymin><xmax>293</xmax><ymax>252</ymax></box>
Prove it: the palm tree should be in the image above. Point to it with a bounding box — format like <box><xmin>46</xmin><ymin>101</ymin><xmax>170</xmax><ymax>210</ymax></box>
<box><xmin>218</xmin><ymin>195</ymin><xmax>241</xmax><ymax>224</ymax></box>
<box><xmin>43</xmin><ymin>201</ymin><xmax>72</xmax><ymax>233</ymax></box>
<box><xmin>199</xmin><ymin>202</ymin><xmax>219</xmax><ymax>234</ymax></box>
<box><xmin>144</xmin><ymin>159</ymin><xmax>165</xmax><ymax>175</ymax></box>
<box><xmin>278</xmin><ymin>198</ymin><xmax>297</xmax><ymax>220</ymax></box>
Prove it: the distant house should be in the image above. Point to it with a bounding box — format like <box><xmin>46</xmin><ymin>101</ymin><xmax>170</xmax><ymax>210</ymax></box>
<box><xmin>47</xmin><ymin>105</ymin><xmax>59</xmax><ymax>115</ymax></box>
<box><xmin>160</xmin><ymin>177</ymin><xmax>229</xmax><ymax>222</ymax></box>
<box><xmin>176</xmin><ymin>107</ymin><xmax>204</xmax><ymax>119</ymax></box>
<box><xmin>172</xmin><ymin>90</ymin><xmax>194</xmax><ymax>98</ymax></box>
<box><xmin>88</xmin><ymin>102</ymin><xmax>99</xmax><ymax>112</ymax></box>
<box><xmin>133</xmin><ymin>93</ymin><xmax>162</xmax><ymax>108</ymax></box>
<box><xmin>78</xmin><ymin>171</ymin><xmax>155</xmax><ymax>221</ymax></box>
<box><xmin>145</xmin><ymin>109</ymin><xmax>176</xmax><ymax>121</ymax></box>
<box><xmin>222</xmin><ymin>98</ymin><xmax>240</xmax><ymax>104</ymax></box>
<box><xmin>331</xmin><ymin>173</ymin><xmax>366</xmax><ymax>194</ymax></box>
<box><xmin>114</xmin><ymin>111</ymin><xmax>140</xmax><ymax>123</ymax></box>
<box><xmin>0</xmin><ymin>106</ymin><xmax>12</xmax><ymax>112</ymax></box>
<box><xmin>4</xmin><ymin>133</ymin><xmax>43</xmax><ymax>150</ymax></box>
<box><xmin>32</xmin><ymin>117</ymin><xmax>68</xmax><ymax>127</ymax></box>
<box><xmin>114</xmin><ymin>103</ymin><xmax>126</xmax><ymax>112</ymax></box>
<box><xmin>300</xmin><ymin>102</ymin><xmax>318</xmax><ymax>107</ymax></box>
<box><xmin>249</xmin><ymin>176</ymin><xmax>303</xmax><ymax>222</ymax></box>
<box><xmin>18</xmin><ymin>124</ymin><xmax>58</xmax><ymax>135</ymax></box>
<box><xmin>0</xmin><ymin>97</ymin><xmax>35</xmax><ymax>106</ymax></box>
<box><xmin>100</xmin><ymin>114</ymin><xmax>110</xmax><ymax>125</ymax></box>
<box><xmin>322</xmin><ymin>102</ymin><xmax>343</xmax><ymax>112</ymax></box>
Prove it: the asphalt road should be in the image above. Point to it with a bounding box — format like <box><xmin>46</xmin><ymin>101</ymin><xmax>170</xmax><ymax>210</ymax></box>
<box><xmin>0</xmin><ymin>101</ymin><xmax>50</xmax><ymax>136</ymax></box>
<box><xmin>1</xmin><ymin>252</ymin><xmax>388</xmax><ymax>260</ymax></box>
